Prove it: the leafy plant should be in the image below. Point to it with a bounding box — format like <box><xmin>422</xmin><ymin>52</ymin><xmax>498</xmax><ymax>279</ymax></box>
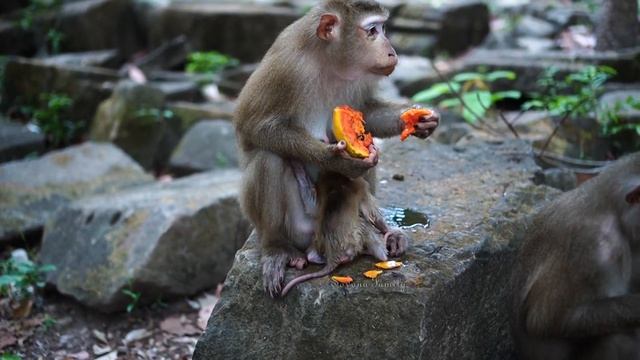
<box><xmin>412</xmin><ymin>69</ymin><xmax>521</xmax><ymax>124</ymax></box>
<box><xmin>0</xmin><ymin>257</ymin><xmax>55</xmax><ymax>302</ymax></box>
<box><xmin>30</xmin><ymin>93</ymin><xmax>81</xmax><ymax>147</ymax></box>
<box><xmin>601</xmin><ymin>95</ymin><xmax>640</xmax><ymax>136</ymax></box>
<box><xmin>186</xmin><ymin>51</ymin><xmax>239</xmax><ymax>75</ymax></box>
<box><xmin>46</xmin><ymin>29</ymin><xmax>64</xmax><ymax>54</ymax></box>
<box><xmin>0</xmin><ymin>353</ymin><xmax>22</xmax><ymax>360</ymax></box>
<box><xmin>42</xmin><ymin>314</ymin><xmax>57</xmax><ymax>330</ymax></box>
<box><xmin>523</xmin><ymin>65</ymin><xmax>616</xmax><ymax>119</ymax></box>
<box><xmin>122</xmin><ymin>287</ymin><xmax>141</xmax><ymax>313</ymax></box>
<box><xmin>19</xmin><ymin>0</ymin><xmax>61</xmax><ymax>30</ymax></box>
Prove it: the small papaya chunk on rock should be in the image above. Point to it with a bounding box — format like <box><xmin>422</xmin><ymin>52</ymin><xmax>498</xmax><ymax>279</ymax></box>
<box><xmin>374</xmin><ymin>260</ymin><xmax>403</xmax><ymax>269</ymax></box>
<box><xmin>331</xmin><ymin>275</ymin><xmax>354</xmax><ymax>284</ymax></box>
<box><xmin>332</xmin><ymin>105</ymin><xmax>373</xmax><ymax>158</ymax></box>
<box><xmin>400</xmin><ymin>108</ymin><xmax>434</xmax><ymax>141</ymax></box>
<box><xmin>363</xmin><ymin>270</ymin><xmax>383</xmax><ymax>279</ymax></box>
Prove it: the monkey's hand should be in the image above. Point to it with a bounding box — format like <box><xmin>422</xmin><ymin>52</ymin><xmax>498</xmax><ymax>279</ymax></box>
<box><xmin>411</xmin><ymin>108</ymin><xmax>440</xmax><ymax>139</ymax></box>
<box><xmin>326</xmin><ymin>141</ymin><xmax>378</xmax><ymax>179</ymax></box>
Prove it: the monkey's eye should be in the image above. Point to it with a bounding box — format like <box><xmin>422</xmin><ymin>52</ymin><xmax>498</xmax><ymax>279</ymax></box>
<box><xmin>361</xmin><ymin>23</ymin><xmax>385</xmax><ymax>38</ymax></box>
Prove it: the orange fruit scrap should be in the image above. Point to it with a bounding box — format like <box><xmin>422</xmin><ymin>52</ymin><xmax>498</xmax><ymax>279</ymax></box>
<box><xmin>374</xmin><ymin>260</ymin><xmax>403</xmax><ymax>270</ymax></box>
<box><xmin>332</xmin><ymin>105</ymin><xmax>373</xmax><ymax>158</ymax></box>
<box><xmin>400</xmin><ymin>108</ymin><xmax>434</xmax><ymax>141</ymax></box>
<box><xmin>363</xmin><ymin>270</ymin><xmax>384</xmax><ymax>279</ymax></box>
<box><xmin>331</xmin><ymin>275</ymin><xmax>354</xmax><ymax>284</ymax></box>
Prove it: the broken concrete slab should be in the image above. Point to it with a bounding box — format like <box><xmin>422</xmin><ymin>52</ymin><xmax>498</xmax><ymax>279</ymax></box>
<box><xmin>40</xmin><ymin>169</ymin><xmax>250</xmax><ymax>312</ymax></box>
<box><xmin>0</xmin><ymin>142</ymin><xmax>152</xmax><ymax>242</ymax></box>
<box><xmin>194</xmin><ymin>139</ymin><xmax>558</xmax><ymax>360</ymax></box>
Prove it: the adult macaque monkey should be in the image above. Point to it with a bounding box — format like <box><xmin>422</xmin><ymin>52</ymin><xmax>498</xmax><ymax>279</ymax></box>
<box><xmin>235</xmin><ymin>0</ymin><xmax>440</xmax><ymax>297</ymax></box>
<box><xmin>511</xmin><ymin>152</ymin><xmax>640</xmax><ymax>360</ymax></box>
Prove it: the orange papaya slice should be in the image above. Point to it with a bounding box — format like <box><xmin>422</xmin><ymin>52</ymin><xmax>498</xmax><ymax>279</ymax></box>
<box><xmin>331</xmin><ymin>275</ymin><xmax>354</xmax><ymax>284</ymax></box>
<box><xmin>332</xmin><ymin>105</ymin><xmax>373</xmax><ymax>158</ymax></box>
<box><xmin>400</xmin><ymin>108</ymin><xmax>434</xmax><ymax>141</ymax></box>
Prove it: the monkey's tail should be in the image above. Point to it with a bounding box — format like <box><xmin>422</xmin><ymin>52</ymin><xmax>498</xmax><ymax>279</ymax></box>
<box><xmin>281</xmin><ymin>264</ymin><xmax>336</xmax><ymax>296</ymax></box>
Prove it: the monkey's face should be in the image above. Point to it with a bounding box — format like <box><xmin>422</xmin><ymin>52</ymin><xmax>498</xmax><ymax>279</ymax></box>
<box><xmin>316</xmin><ymin>10</ymin><xmax>397</xmax><ymax>80</ymax></box>
<box><xmin>354</xmin><ymin>15</ymin><xmax>397</xmax><ymax>76</ymax></box>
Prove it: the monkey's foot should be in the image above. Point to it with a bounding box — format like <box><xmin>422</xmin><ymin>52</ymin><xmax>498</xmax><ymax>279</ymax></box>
<box><xmin>262</xmin><ymin>252</ymin><xmax>288</xmax><ymax>298</ymax></box>
<box><xmin>306</xmin><ymin>249</ymin><xmax>326</xmax><ymax>265</ymax></box>
<box><xmin>288</xmin><ymin>256</ymin><xmax>308</xmax><ymax>270</ymax></box>
<box><xmin>385</xmin><ymin>229</ymin><xmax>409</xmax><ymax>257</ymax></box>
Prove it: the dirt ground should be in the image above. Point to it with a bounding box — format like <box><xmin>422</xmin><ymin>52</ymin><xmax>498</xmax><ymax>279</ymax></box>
<box><xmin>1</xmin><ymin>286</ymin><xmax>220</xmax><ymax>360</ymax></box>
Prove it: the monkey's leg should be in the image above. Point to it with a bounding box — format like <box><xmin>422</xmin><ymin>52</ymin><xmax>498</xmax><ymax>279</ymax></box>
<box><xmin>534</xmin><ymin>294</ymin><xmax>640</xmax><ymax>338</ymax></box>
<box><xmin>359</xmin><ymin>182</ymin><xmax>410</xmax><ymax>257</ymax></box>
<box><xmin>242</xmin><ymin>151</ymin><xmax>314</xmax><ymax>297</ymax></box>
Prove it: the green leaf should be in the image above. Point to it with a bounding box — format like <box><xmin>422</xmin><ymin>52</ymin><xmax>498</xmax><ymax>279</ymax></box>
<box><xmin>452</xmin><ymin>72</ymin><xmax>484</xmax><ymax>83</ymax></box>
<box><xmin>0</xmin><ymin>275</ymin><xmax>23</xmax><ymax>286</ymax></box>
<box><xmin>39</xmin><ymin>264</ymin><xmax>56</xmax><ymax>273</ymax></box>
<box><xmin>411</xmin><ymin>82</ymin><xmax>458</xmax><ymax>103</ymax></box>
<box><xmin>1</xmin><ymin>353</ymin><xmax>22</xmax><ymax>360</ymax></box>
<box><xmin>492</xmin><ymin>90</ymin><xmax>521</xmax><ymax>102</ymax></box>
<box><xmin>486</xmin><ymin>70</ymin><xmax>517</xmax><ymax>82</ymax></box>
<box><xmin>461</xmin><ymin>90</ymin><xmax>491</xmax><ymax>124</ymax></box>
<box><xmin>438</xmin><ymin>98</ymin><xmax>461</xmax><ymax>109</ymax></box>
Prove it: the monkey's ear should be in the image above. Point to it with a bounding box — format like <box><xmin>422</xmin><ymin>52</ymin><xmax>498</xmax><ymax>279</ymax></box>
<box><xmin>317</xmin><ymin>14</ymin><xmax>339</xmax><ymax>41</ymax></box>
<box><xmin>625</xmin><ymin>185</ymin><xmax>640</xmax><ymax>204</ymax></box>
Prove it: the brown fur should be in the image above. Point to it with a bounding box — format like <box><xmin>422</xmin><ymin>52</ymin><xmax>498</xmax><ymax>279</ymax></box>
<box><xmin>511</xmin><ymin>152</ymin><xmax>640</xmax><ymax>360</ymax></box>
<box><xmin>234</xmin><ymin>0</ymin><xmax>435</xmax><ymax>297</ymax></box>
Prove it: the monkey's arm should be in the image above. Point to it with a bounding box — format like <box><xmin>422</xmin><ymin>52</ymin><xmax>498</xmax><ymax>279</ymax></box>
<box><xmin>527</xmin><ymin>294</ymin><xmax>640</xmax><ymax>338</ymax></box>
<box><xmin>362</xmin><ymin>98</ymin><xmax>440</xmax><ymax>139</ymax></box>
<box><xmin>239</xmin><ymin>117</ymin><xmax>376</xmax><ymax>179</ymax></box>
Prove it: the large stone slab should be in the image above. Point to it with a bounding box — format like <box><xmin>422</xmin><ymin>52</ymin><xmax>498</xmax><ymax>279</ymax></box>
<box><xmin>0</xmin><ymin>142</ymin><xmax>152</xmax><ymax>242</ymax></box>
<box><xmin>169</xmin><ymin>120</ymin><xmax>239</xmax><ymax>176</ymax></box>
<box><xmin>2</xmin><ymin>57</ymin><xmax>119</xmax><ymax>122</ymax></box>
<box><xmin>147</xmin><ymin>3</ymin><xmax>299</xmax><ymax>62</ymax></box>
<box><xmin>194</xmin><ymin>139</ymin><xmax>558</xmax><ymax>359</ymax></box>
<box><xmin>40</xmin><ymin>170</ymin><xmax>250</xmax><ymax>312</ymax></box>
<box><xmin>400</xmin><ymin>47</ymin><xmax>640</xmax><ymax>97</ymax></box>
<box><xmin>0</xmin><ymin>120</ymin><xmax>45</xmax><ymax>163</ymax></box>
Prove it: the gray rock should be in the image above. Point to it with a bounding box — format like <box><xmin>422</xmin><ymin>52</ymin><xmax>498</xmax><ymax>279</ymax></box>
<box><xmin>147</xmin><ymin>3</ymin><xmax>299</xmax><ymax>62</ymax></box>
<box><xmin>599</xmin><ymin>89</ymin><xmax>640</xmax><ymax>123</ymax></box>
<box><xmin>40</xmin><ymin>170</ymin><xmax>250</xmax><ymax>312</ymax></box>
<box><xmin>2</xmin><ymin>57</ymin><xmax>119</xmax><ymax>122</ymax></box>
<box><xmin>169</xmin><ymin>120</ymin><xmax>239</xmax><ymax>176</ymax></box>
<box><xmin>0</xmin><ymin>120</ymin><xmax>45</xmax><ymax>163</ymax></box>
<box><xmin>54</xmin><ymin>0</ymin><xmax>143</xmax><ymax>58</ymax></box>
<box><xmin>0</xmin><ymin>142</ymin><xmax>152</xmax><ymax>242</ymax></box>
<box><xmin>39</xmin><ymin>50</ymin><xmax>121</xmax><ymax>69</ymax></box>
<box><xmin>167</xmin><ymin>100</ymin><xmax>235</xmax><ymax>127</ymax></box>
<box><xmin>391</xmin><ymin>1</ymin><xmax>490</xmax><ymax>56</ymax></box>
<box><xmin>151</xmin><ymin>81</ymin><xmax>201</xmax><ymax>103</ymax></box>
<box><xmin>536</xmin><ymin>168</ymin><xmax>577</xmax><ymax>192</ymax></box>
<box><xmin>90</xmin><ymin>81</ymin><xmax>168</xmax><ymax>170</ymax></box>
<box><xmin>515</xmin><ymin>15</ymin><xmax>557</xmax><ymax>38</ymax></box>
<box><xmin>516</xmin><ymin>37</ymin><xmax>556</xmax><ymax>52</ymax></box>
<box><xmin>433</xmin><ymin>122</ymin><xmax>474</xmax><ymax>145</ymax></box>
<box><xmin>0</xmin><ymin>20</ymin><xmax>36</xmax><ymax>56</ymax></box>
<box><xmin>194</xmin><ymin>139</ymin><xmax>558</xmax><ymax>360</ymax></box>
<box><xmin>403</xmin><ymin>47</ymin><xmax>640</xmax><ymax>97</ymax></box>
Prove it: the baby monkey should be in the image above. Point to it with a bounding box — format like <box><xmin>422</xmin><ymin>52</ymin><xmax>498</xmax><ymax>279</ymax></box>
<box><xmin>511</xmin><ymin>152</ymin><xmax>640</xmax><ymax>360</ymax></box>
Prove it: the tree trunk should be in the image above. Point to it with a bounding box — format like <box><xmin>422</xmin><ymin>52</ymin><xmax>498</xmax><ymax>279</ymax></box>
<box><xmin>595</xmin><ymin>0</ymin><xmax>640</xmax><ymax>50</ymax></box>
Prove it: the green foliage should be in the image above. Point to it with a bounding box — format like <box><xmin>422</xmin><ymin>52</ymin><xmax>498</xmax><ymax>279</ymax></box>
<box><xmin>412</xmin><ymin>69</ymin><xmax>521</xmax><ymax>124</ymax></box>
<box><xmin>30</xmin><ymin>93</ymin><xmax>81</xmax><ymax>147</ymax></box>
<box><xmin>42</xmin><ymin>314</ymin><xmax>57</xmax><ymax>330</ymax></box>
<box><xmin>0</xmin><ymin>257</ymin><xmax>55</xmax><ymax>302</ymax></box>
<box><xmin>19</xmin><ymin>0</ymin><xmax>61</xmax><ymax>30</ymax></box>
<box><xmin>186</xmin><ymin>51</ymin><xmax>239</xmax><ymax>75</ymax></box>
<box><xmin>601</xmin><ymin>95</ymin><xmax>640</xmax><ymax>136</ymax></box>
<box><xmin>521</xmin><ymin>65</ymin><xmax>639</xmax><ymax>135</ymax></box>
<box><xmin>46</xmin><ymin>29</ymin><xmax>64</xmax><ymax>54</ymax></box>
<box><xmin>1</xmin><ymin>353</ymin><xmax>22</xmax><ymax>360</ymax></box>
<box><xmin>122</xmin><ymin>287</ymin><xmax>141</xmax><ymax>313</ymax></box>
